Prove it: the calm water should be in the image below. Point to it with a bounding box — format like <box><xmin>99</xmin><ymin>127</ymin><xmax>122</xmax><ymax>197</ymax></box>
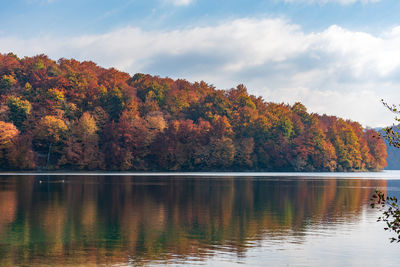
<box><xmin>1</xmin><ymin>172</ymin><xmax>400</xmax><ymax>266</ymax></box>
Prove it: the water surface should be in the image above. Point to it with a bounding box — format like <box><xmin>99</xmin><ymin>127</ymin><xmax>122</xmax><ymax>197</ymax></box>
<box><xmin>1</xmin><ymin>172</ymin><xmax>400</xmax><ymax>266</ymax></box>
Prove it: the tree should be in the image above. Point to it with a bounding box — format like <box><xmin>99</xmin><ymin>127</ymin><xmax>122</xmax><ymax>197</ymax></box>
<box><xmin>7</xmin><ymin>134</ymin><xmax>35</xmax><ymax>170</ymax></box>
<box><xmin>0</xmin><ymin>75</ymin><xmax>17</xmax><ymax>94</ymax></box>
<box><xmin>0</xmin><ymin>121</ymin><xmax>19</xmax><ymax>169</ymax></box>
<box><xmin>61</xmin><ymin>112</ymin><xmax>103</xmax><ymax>169</ymax></box>
<box><xmin>6</xmin><ymin>96</ymin><xmax>31</xmax><ymax>130</ymax></box>
<box><xmin>0</xmin><ymin>121</ymin><xmax>19</xmax><ymax>147</ymax></box>
<box><xmin>380</xmin><ymin>100</ymin><xmax>400</xmax><ymax>148</ymax></box>
<box><xmin>99</xmin><ymin>87</ymin><xmax>125</xmax><ymax>121</ymax></box>
<box><xmin>370</xmin><ymin>191</ymin><xmax>400</xmax><ymax>243</ymax></box>
<box><xmin>371</xmin><ymin>100</ymin><xmax>400</xmax><ymax>242</ymax></box>
<box><xmin>33</xmin><ymin>116</ymin><xmax>68</xmax><ymax>168</ymax></box>
<box><xmin>102</xmin><ymin>111</ymin><xmax>151</xmax><ymax>170</ymax></box>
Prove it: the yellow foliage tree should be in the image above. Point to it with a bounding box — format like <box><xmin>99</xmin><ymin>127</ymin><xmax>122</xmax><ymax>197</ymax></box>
<box><xmin>0</xmin><ymin>121</ymin><xmax>19</xmax><ymax>147</ymax></box>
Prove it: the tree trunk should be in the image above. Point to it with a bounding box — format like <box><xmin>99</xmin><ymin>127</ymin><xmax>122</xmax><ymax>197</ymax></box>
<box><xmin>47</xmin><ymin>142</ymin><xmax>52</xmax><ymax>168</ymax></box>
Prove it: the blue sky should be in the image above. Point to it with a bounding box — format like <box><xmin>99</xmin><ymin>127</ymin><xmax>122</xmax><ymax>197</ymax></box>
<box><xmin>1</xmin><ymin>0</ymin><xmax>399</xmax><ymax>36</ymax></box>
<box><xmin>1</xmin><ymin>0</ymin><xmax>399</xmax><ymax>126</ymax></box>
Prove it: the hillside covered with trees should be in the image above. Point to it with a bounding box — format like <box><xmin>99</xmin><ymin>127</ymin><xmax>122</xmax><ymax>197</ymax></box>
<box><xmin>0</xmin><ymin>53</ymin><xmax>387</xmax><ymax>171</ymax></box>
<box><xmin>374</xmin><ymin>126</ymin><xmax>400</xmax><ymax>170</ymax></box>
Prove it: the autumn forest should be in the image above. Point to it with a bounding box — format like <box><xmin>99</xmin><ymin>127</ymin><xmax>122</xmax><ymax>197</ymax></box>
<box><xmin>0</xmin><ymin>53</ymin><xmax>387</xmax><ymax>171</ymax></box>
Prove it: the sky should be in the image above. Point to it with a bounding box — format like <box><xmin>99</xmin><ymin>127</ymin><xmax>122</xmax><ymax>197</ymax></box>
<box><xmin>1</xmin><ymin>0</ymin><xmax>400</xmax><ymax>127</ymax></box>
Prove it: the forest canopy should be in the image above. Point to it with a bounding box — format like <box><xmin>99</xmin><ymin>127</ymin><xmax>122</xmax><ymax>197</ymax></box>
<box><xmin>0</xmin><ymin>53</ymin><xmax>387</xmax><ymax>171</ymax></box>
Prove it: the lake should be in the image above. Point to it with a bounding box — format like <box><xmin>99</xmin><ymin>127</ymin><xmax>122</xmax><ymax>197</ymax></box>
<box><xmin>1</xmin><ymin>172</ymin><xmax>400</xmax><ymax>266</ymax></box>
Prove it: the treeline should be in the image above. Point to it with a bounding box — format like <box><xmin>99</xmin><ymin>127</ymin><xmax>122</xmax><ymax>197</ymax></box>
<box><xmin>0</xmin><ymin>53</ymin><xmax>387</xmax><ymax>171</ymax></box>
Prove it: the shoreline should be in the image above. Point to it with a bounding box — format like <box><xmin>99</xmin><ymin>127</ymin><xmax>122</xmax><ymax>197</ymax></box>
<box><xmin>0</xmin><ymin>170</ymin><xmax>399</xmax><ymax>179</ymax></box>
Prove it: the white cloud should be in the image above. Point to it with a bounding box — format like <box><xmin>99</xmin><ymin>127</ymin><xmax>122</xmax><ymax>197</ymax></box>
<box><xmin>165</xmin><ymin>0</ymin><xmax>194</xmax><ymax>6</ymax></box>
<box><xmin>0</xmin><ymin>18</ymin><xmax>399</xmax><ymax>126</ymax></box>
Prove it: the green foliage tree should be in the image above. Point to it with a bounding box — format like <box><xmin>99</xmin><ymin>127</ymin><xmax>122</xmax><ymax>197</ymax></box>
<box><xmin>100</xmin><ymin>87</ymin><xmax>125</xmax><ymax>121</ymax></box>
<box><xmin>0</xmin><ymin>75</ymin><xmax>16</xmax><ymax>93</ymax></box>
<box><xmin>6</xmin><ymin>96</ymin><xmax>31</xmax><ymax>130</ymax></box>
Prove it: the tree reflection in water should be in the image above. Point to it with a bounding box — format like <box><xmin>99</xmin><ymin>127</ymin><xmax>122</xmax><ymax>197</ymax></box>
<box><xmin>0</xmin><ymin>175</ymin><xmax>386</xmax><ymax>266</ymax></box>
